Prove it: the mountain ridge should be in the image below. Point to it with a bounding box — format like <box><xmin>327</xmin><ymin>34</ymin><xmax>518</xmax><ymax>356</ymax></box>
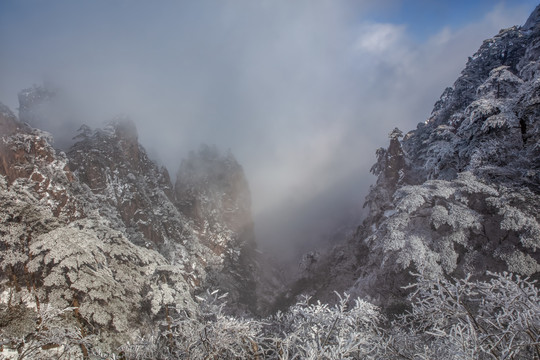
<box><xmin>278</xmin><ymin>4</ymin><xmax>540</xmax><ymax>314</ymax></box>
<box><xmin>0</xmin><ymin>102</ymin><xmax>259</xmax><ymax>352</ymax></box>
<box><xmin>1</xmin><ymin>5</ymin><xmax>540</xmax><ymax>358</ymax></box>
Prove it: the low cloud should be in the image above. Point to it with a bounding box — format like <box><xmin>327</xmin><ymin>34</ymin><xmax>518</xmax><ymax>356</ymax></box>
<box><xmin>0</xmin><ymin>1</ymin><xmax>534</xmax><ymax>258</ymax></box>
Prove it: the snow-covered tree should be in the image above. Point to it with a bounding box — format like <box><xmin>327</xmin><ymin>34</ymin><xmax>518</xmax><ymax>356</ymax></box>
<box><xmin>390</xmin><ymin>272</ymin><xmax>540</xmax><ymax>359</ymax></box>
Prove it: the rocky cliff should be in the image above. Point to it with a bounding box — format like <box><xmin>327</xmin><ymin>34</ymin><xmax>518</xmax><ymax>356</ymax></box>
<box><xmin>0</xmin><ymin>103</ymin><xmax>80</xmax><ymax>219</ymax></box>
<box><xmin>0</xmin><ymin>105</ymin><xmax>191</xmax><ymax>353</ymax></box>
<box><xmin>284</xmin><ymin>5</ymin><xmax>540</xmax><ymax>314</ymax></box>
<box><xmin>67</xmin><ymin>122</ymin><xmax>257</xmax><ymax>312</ymax></box>
<box><xmin>175</xmin><ymin>145</ymin><xmax>257</xmax><ymax>312</ymax></box>
<box><xmin>68</xmin><ymin>118</ymin><xmax>185</xmax><ymax>253</ymax></box>
<box><xmin>0</xmin><ymin>99</ymin><xmax>258</xmax><ymax>354</ymax></box>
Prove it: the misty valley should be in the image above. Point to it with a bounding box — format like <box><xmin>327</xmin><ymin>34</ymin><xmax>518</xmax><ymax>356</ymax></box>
<box><xmin>1</xmin><ymin>2</ymin><xmax>540</xmax><ymax>360</ymax></box>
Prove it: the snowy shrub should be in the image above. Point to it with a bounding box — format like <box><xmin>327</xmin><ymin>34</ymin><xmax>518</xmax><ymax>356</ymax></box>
<box><xmin>23</xmin><ymin>217</ymin><xmax>198</xmax><ymax>349</ymax></box>
<box><xmin>118</xmin><ymin>289</ymin><xmax>264</xmax><ymax>359</ymax></box>
<box><xmin>389</xmin><ymin>272</ymin><xmax>540</xmax><ymax>360</ymax></box>
<box><xmin>268</xmin><ymin>292</ymin><xmax>387</xmax><ymax>359</ymax></box>
<box><xmin>366</xmin><ymin>171</ymin><xmax>539</xmax><ymax>283</ymax></box>
<box><xmin>499</xmin><ymin>205</ymin><xmax>540</xmax><ymax>251</ymax></box>
<box><xmin>500</xmin><ymin>251</ymin><xmax>540</xmax><ymax>276</ymax></box>
<box><xmin>368</xmin><ymin>176</ymin><xmax>485</xmax><ymax>277</ymax></box>
<box><xmin>0</xmin><ymin>304</ymin><xmax>91</xmax><ymax>359</ymax></box>
<box><xmin>27</xmin><ymin>224</ymin><xmax>143</xmax><ymax>332</ymax></box>
<box><xmin>108</xmin><ymin>272</ymin><xmax>539</xmax><ymax>360</ymax></box>
<box><xmin>115</xmin><ymin>290</ymin><xmax>386</xmax><ymax>360</ymax></box>
<box><xmin>476</xmin><ymin>65</ymin><xmax>524</xmax><ymax>99</ymax></box>
<box><xmin>486</xmin><ymin>188</ymin><xmax>540</xmax><ymax>274</ymax></box>
<box><xmin>454</xmin><ymin>171</ymin><xmax>498</xmax><ymax>196</ymax></box>
<box><xmin>480</xmin><ymin>113</ymin><xmax>518</xmax><ymax>133</ymax></box>
<box><xmin>0</xmin><ymin>180</ymin><xmax>60</xmax><ymax>274</ymax></box>
<box><xmin>0</xmin><ymin>187</ymin><xmax>197</xmax><ymax>353</ymax></box>
<box><xmin>461</xmin><ymin>99</ymin><xmax>502</xmax><ymax>132</ymax></box>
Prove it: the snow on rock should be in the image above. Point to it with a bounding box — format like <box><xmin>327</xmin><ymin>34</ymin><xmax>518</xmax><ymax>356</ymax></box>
<box><xmin>285</xmin><ymin>9</ymin><xmax>540</xmax><ymax>313</ymax></box>
<box><xmin>0</xmin><ymin>104</ymin><xmax>259</xmax><ymax>353</ymax></box>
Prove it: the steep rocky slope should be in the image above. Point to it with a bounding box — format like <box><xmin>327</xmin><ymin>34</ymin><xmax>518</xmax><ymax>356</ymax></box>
<box><xmin>175</xmin><ymin>145</ymin><xmax>257</xmax><ymax>312</ymax></box>
<box><xmin>0</xmin><ymin>100</ymin><xmax>258</xmax><ymax>354</ymax></box>
<box><xmin>285</xmin><ymin>5</ymin><xmax>540</xmax><ymax>313</ymax></box>
<box><xmin>67</xmin><ymin>122</ymin><xmax>257</xmax><ymax>312</ymax></box>
<box><xmin>0</xmin><ymin>106</ymin><xmax>194</xmax><ymax>353</ymax></box>
<box><xmin>69</xmin><ymin>119</ymin><xmax>181</xmax><ymax>252</ymax></box>
<box><xmin>3</xmin><ymin>4</ymin><xmax>540</xmax><ymax>357</ymax></box>
<box><xmin>0</xmin><ymin>103</ymin><xmax>83</xmax><ymax>220</ymax></box>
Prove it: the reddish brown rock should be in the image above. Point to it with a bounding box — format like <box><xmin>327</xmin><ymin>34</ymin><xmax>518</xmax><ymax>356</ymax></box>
<box><xmin>68</xmin><ymin>118</ymin><xmax>174</xmax><ymax>251</ymax></box>
<box><xmin>0</xmin><ymin>103</ymin><xmax>79</xmax><ymax>218</ymax></box>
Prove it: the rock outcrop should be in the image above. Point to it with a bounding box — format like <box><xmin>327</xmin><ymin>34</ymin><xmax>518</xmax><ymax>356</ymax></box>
<box><xmin>175</xmin><ymin>145</ymin><xmax>257</xmax><ymax>312</ymax></box>
<box><xmin>0</xmin><ymin>105</ymin><xmax>197</xmax><ymax>352</ymax></box>
<box><xmin>67</xmin><ymin>123</ymin><xmax>257</xmax><ymax>312</ymax></box>
<box><xmin>0</xmin><ymin>103</ymin><xmax>259</xmax><ymax>354</ymax></box>
<box><xmin>68</xmin><ymin>118</ymin><xmax>184</xmax><ymax>252</ymax></box>
<box><xmin>0</xmin><ymin>104</ymin><xmax>80</xmax><ymax>219</ymax></box>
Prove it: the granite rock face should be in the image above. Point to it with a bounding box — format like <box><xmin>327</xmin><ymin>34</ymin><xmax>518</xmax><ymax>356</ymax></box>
<box><xmin>68</xmin><ymin>124</ymin><xmax>257</xmax><ymax>312</ymax></box>
<box><xmin>68</xmin><ymin>118</ymin><xmax>182</xmax><ymax>252</ymax></box>
<box><xmin>0</xmin><ymin>104</ymin><xmax>80</xmax><ymax>219</ymax></box>
<box><xmin>175</xmin><ymin>145</ymin><xmax>258</xmax><ymax>312</ymax></box>
<box><xmin>0</xmin><ymin>101</ymin><xmax>258</xmax><ymax>352</ymax></box>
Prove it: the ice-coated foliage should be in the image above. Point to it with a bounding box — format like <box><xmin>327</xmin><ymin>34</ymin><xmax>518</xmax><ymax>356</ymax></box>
<box><xmin>390</xmin><ymin>272</ymin><xmax>540</xmax><ymax>360</ymax></box>
<box><xmin>0</xmin><ymin>304</ymin><xmax>91</xmax><ymax>360</ymax></box>
<box><xmin>113</xmin><ymin>289</ymin><xmax>387</xmax><ymax>360</ymax></box>
<box><xmin>0</xmin><ymin>172</ymin><xmax>198</xmax><ymax>354</ymax></box>
<box><xmin>0</xmin><ymin>179</ymin><xmax>59</xmax><ymax>273</ymax></box>
<box><xmin>268</xmin><ymin>293</ymin><xmax>386</xmax><ymax>359</ymax></box>
<box><xmin>29</xmin><ymin>219</ymin><xmax>152</xmax><ymax>332</ymax></box>
<box><xmin>114</xmin><ymin>289</ymin><xmax>264</xmax><ymax>359</ymax></box>
<box><xmin>365</xmin><ymin>171</ymin><xmax>539</xmax><ymax>286</ymax></box>
<box><xmin>498</xmin><ymin>204</ymin><xmax>540</xmax><ymax>251</ymax></box>
<box><xmin>4</xmin><ymin>272</ymin><xmax>537</xmax><ymax>359</ymax></box>
<box><xmin>79</xmin><ymin>272</ymin><xmax>540</xmax><ymax>360</ymax></box>
<box><xmin>401</xmin><ymin>22</ymin><xmax>540</xmax><ymax>185</ymax></box>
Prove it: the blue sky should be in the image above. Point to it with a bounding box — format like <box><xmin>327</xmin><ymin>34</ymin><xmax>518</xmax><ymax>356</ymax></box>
<box><xmin>371</xmin><ymin>0</ymin><xmax>538</xmax><ymax>38</ymax></box>
<box><xmin>0</xmin><ymin>0</ymin><xmax>538</xmax><ymax>254</ymax></box>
